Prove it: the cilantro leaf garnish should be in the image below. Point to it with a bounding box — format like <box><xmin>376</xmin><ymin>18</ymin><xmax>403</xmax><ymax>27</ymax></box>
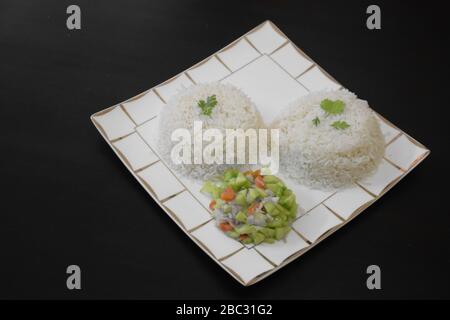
<box><xmin>320</xmin><ymin>99</ymin><xmax>345</xmax><ymax>116</ymax></box>
<box><xmin>198</xmin><ymin>95</ymin><xmax>217</xmax><ymax>117</ymax></box>
<box><xmin>331</xmin><ymin>120</ymin><xmax>350</xmax><ymax>130</ymax></box>
<box><xmin>312</xmin><ymin>116</ymin><xmax>320</xmax><ymax>126</ymax></box>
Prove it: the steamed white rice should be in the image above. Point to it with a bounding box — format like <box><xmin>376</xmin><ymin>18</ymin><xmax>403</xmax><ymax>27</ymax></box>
<box><xmin>273</xmin><ymin>90</ymin><xmax>385</xmax><ymax>189</ymax></box>
<box><xmin>157</xmin><ymin>82</ymin><xmax>262</xmax><ymax>179</ymax></box>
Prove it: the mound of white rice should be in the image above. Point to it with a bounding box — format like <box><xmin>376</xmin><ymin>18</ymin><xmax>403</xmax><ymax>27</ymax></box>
<box><xmin>273</xmin><ymin>90</ymin><xmax>385</xmax><ymax>190</ymax></box>
<box><xmin>157</xmin><ymin>83</ymin><xmax>262</xmax><ymax>180</ymax></box>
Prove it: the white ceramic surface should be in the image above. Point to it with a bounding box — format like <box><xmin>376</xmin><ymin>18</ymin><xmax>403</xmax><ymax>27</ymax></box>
<box><xmin>292</xmin><ymin>205</ymin><xmax>342</xmax><ymax>242</ymax></box>
<box><xmin>271</xmin><ymin>42</ymin><xmax>314</xmax><ymax>77</ymax></box>
<box><xmin>222</xmin><ymin>55</ymin><xmax>309</xmax><ymax>124</ymax></box>
<box><xmin>221</xmin><ymin>248</ymin><xmax>274</xmax><ymax>284</ymax></box>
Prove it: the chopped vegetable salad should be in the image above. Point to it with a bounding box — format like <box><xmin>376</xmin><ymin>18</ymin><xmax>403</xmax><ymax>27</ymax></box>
<box><xmin>201</xmin><ymin>169</ymin><xmax>298</xmax><ymax>244</ymax></box>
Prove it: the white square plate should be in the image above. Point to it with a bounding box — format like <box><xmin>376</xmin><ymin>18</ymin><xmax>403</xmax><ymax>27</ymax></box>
<box><xmin>91</xmin><ymin>21</ymin><xmax>430</xmax><ymax>286</ymax></box>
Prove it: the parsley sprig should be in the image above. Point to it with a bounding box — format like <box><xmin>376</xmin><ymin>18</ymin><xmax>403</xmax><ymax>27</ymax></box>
<box><xmin>313</xmin><ymin>98</ymin><xmax>350</xmax><ymax>130</ymax></box>
<box><xmin>312</xmin><ymin>116</ymin><xmax>320</xmax><ymax>126</ymax></box>
<box><xmin>331</xmin><ymin>120</ymin><xmax>350</xmax><ymax>130</ymax></box>
<box><xmin>320</xmin><ymin>99</ymin><xmax>345</xmax><ymax>116</ymax></box>
<box><xmin>198</xmin><ymin>95</ymin><xmax>217</xmax><ymax>117</ymax></box>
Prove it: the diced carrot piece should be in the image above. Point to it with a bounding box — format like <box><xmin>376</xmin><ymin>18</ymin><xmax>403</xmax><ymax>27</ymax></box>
<box><xmin>219</xmin><ymin>222</ymin><xmax>233</xmax><ymax>232</ymax></box>
<box><xmin>239</xmin><ymin>234</ymin><xmax>249</xmax><ymax>241</ymax></box>
<box><xmin>255</xmin><ymin>175</ymin><xmax>265</xmax><ymax>189</ymax></box>
<box><xmin>209</xmin><ymin>200</ymin><xmax>216</xmax><ymax>210</ymax></box>
<box><xmin>247</xmin><ymin>202</ymin><xmax>258</xmax><ymax>215</ymax></box>
<box><xmin>220</xmin><ymin>187</ymin><xmax>236</xmax><ymax>201</ymax></box>
<box><xmin>252</xmin><ymin>170</ymin><xmax>261</xmax><ymax>178</ymax></box>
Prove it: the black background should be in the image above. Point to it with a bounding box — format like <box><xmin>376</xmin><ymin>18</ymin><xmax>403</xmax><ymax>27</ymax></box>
<box><xmin>1</xmin><ymin>0</ymin><xmax>449</xmax><ymax>299</ymax></box>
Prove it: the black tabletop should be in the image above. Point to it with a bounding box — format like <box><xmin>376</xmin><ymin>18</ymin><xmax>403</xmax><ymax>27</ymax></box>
<box><xmin>1</xmin><ymin>0</ymin><xmax>449</xmax><ymax>299</ymax></box>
